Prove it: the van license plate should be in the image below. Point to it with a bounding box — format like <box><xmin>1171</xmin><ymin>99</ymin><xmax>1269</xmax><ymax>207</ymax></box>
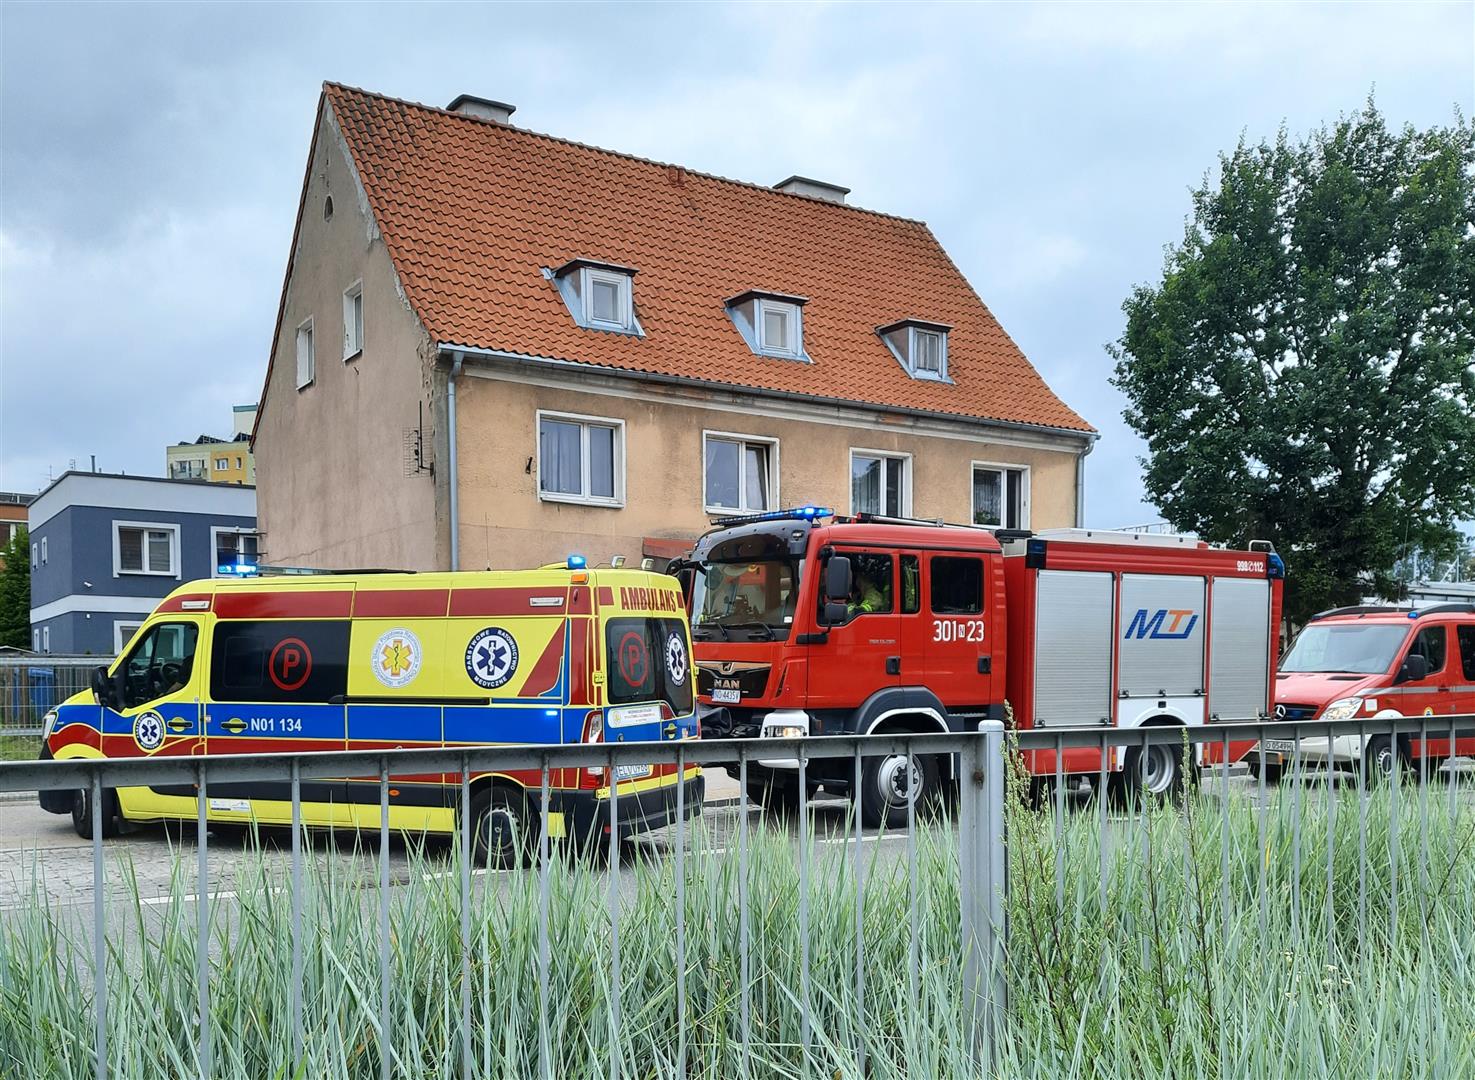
<box><xmin>614</xmin><ymin>764</ymin><xmax>651</xmax><ymax>782</ymax></box>
<box><xmin>712</xmin><ymin>688</ymin><xmax>741</xmax><ymax>704</ymax></box>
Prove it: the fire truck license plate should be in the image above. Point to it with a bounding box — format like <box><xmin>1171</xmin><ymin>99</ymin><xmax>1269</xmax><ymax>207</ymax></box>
<box><xmin>615</xmin><ymin>763</ymin><xmax>651</xmax><ymax>781</ymax></box>
<box><xmin>712</xmin><ymin>688</ymin><xmax>741</xmax><ymax>704</ymax></box>
<box><xmin>1262</xmin><ymin>740</ymin><xmax>1295</xmax><ymax>753</ymax></box>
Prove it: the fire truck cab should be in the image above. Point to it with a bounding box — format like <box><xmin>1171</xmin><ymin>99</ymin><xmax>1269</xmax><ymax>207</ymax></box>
<box><xmin>683</xmin><ymin>508</ymin><xmax>1283</xmax><ymax>825</ymax></box>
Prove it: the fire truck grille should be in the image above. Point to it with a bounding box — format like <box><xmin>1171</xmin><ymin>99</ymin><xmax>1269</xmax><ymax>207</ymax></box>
<box><xmin>697</xmin><ymin>663</ymin><xmax>772</xmax><ymax>699</ymax></box>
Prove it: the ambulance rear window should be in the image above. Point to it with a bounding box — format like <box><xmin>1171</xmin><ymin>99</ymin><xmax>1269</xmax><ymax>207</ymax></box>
<box><xmin>210</xmin><ymin>620</ymin><xmax>351</xmax><ymax>703</ymax></box>
<box><xmin>605</xmin><ymin>617</ymin><xmax>694</xmax><ymax>715</ymax></box>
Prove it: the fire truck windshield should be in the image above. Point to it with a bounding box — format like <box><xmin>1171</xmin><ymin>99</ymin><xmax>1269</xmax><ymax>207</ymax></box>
<box><xmin>691</xmin><ymin>559</ymin><xmax>802</xmax><ymax>640</ymax></box>
<box><xmin>1280</xmin><ymin>623</ymin><xmax>1408</xmax><ymax>675</ymax></box>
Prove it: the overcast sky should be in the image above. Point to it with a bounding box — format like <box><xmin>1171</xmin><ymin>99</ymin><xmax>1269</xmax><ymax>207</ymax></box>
<box><xmin>2</xmin><ymin>1</ymin><xmax>1470</xmax><ymax>526</ymax></box>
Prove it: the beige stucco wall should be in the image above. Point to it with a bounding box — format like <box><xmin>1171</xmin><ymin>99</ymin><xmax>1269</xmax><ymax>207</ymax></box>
<box><xmin>253</xmin><ymin>104</ymin><xmax>440</xmax><ymax>571</ymax></box>
<box><xmin>452</xmin><ymin>370</ymin><xmax>1084</xmax><ymax>571</ymax></box>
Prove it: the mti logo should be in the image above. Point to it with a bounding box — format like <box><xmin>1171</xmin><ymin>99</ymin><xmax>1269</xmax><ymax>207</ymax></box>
<box><xmin>1124</xmin><ymin>608</ymin><xmax>1199</xmax><ymax>640</ymax></box>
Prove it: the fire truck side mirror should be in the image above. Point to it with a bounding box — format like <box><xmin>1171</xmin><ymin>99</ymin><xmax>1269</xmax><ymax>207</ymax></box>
<box><xmin>673</xmin><ymin>567</ymin><xmax>695</xmax><ymax>609</ymax></box>
<box><xmin>824</xmin><ymin>556</ymin><xmax>852</xmax><ymax>603</ymax></box>
<box><xmin>1398</xmin><ymin>653</ymin><xmax>1429</xmax><ymax>684</ymax></box>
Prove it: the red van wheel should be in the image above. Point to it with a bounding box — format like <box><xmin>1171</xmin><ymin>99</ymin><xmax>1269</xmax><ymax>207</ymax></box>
<box><xmin>468</xmin><ymin>787</ymin><xmax>533</xmax><ymax>869</ymax></box>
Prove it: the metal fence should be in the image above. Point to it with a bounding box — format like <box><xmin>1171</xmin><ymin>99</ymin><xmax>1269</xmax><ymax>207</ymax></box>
<box><xmin>3</xmin><ymin>713</ymin><xmax>1474</xmax><ymax>1079</ymax></box>
<box><xmin>0</xmin><ymin>655</ymin><xmax>104</xmax><ymax>735</ymax></box>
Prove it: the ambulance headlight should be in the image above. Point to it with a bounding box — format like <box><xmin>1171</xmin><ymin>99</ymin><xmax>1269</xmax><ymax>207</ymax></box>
<box><xmin>41</xmin><ymin>709</ymin><xmax>59</xmax><ymax>739</ymax></box>
<box><xmin>1320</xmin><ymin>697</ymin><xmax>1364</xmax><ymax>723</ymax></box>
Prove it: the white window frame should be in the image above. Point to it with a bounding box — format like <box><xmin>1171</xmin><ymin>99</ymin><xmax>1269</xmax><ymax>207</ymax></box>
<box><xmin>32</xmin><ymin>628</ymin><xmax>40</xmax><ymax>651</ymax></box>
<box><xmin>910</xmin><ymin>327</ymin><xmax>947</xmax><ymax>379</ymax></box>
<box><xmin>701</xmin><ymin>431</ymin><xmax>781</xmax><ymax>514</ymax></box>
<box><xmin>214</xmin><ymin>457</ymin><xmax>230</xmax><ymax>471</ymax></box>
<box><xmin>114</xmin><ymin>620</ymin><xmax>144</xmax><ymax>653</ymax></box>
<box><xmin>848</xmin><ymin>448</ymin><xmax>913</xmax><ymax>518</ymax></box>
<box><xmin>581</xmin><ymin>268</ymin><xmax>634</xmax><ymax>332</ymax></box>
<box><xmin>342</xmin><ymin>280</ymin><xmax>364</xmax><ymax>359</ymax></box>
<box><xmin>39</xmin><ymin>537</ymin><xmax>47</xmax><ymax>564</ymax></box>
<box><xmin>295</xmin><ymin>316</ymin><xmax>315</xmax><ymax>389</ymax></box>
<box><xmin>41</xmin><ymin>626</ymin><xmax>49</xmax><ymax>653</ymax></box>
<box><xmin>535</xmin><ymin>410</ymin><xmax>626</xmax><ymax>508</ymax></box>
<box><xmin>210</xmin><ymin>527</ymin><xmax>262</xmax><ymax>577</ymax></box>
<box><xmin>31</xmin><ymin>542</ymin><xmax>38</xmax><ymax>568</ymax></box>
<box><xmin>755</xmin><ymin>298</ymin><xmax>802</xmax><ymax>358</ymax></box>
<box><xmin>970</xmin><ymin>460</ymin><xmax>1031</xmax><ymax>530</ymax></box>
<box><xmin>113</xmin><ymin>520</ymin><xmax>182</xmax><ymax>578</ymax></box>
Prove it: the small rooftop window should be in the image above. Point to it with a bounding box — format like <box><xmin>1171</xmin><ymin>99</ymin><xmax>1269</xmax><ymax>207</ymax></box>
<box><xmin>727</xmin><ymin>290</ymin><xmax>809</xmax><ymax>361</ymax></box>
<box><xmin>549</xmin><ymin>259</ymin><xmax>641</xmax><ymax>335</ymax></box>
<box><xmin>878</xmin><ymin>319</ymin><xmax>952</xmax><ymax>381</ymax></box>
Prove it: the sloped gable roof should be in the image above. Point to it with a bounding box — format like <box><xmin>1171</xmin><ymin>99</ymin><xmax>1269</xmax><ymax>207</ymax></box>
<box><xmin>322</xmin><ymin>83</ymin><xmax>1092</xmax><ymax>435</ymax></box>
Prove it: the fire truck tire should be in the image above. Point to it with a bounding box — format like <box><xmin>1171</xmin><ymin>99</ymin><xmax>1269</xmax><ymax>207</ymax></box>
<box><xmin>1246</xmin><ymin>759</ymin><xmax>1283</xmax><ymax>784</ymax></box>
<box><xmin>71</xmin><ymin>785</ymin><xmax>120</xmax><ymax>839</ymax></box>
<box><xmin>469</xmin><ymin>786</ymin><xmax>533</xmax><ymax>869</ymax></box>
<box><xmin>859</xmin><ymin>751</ymin><xmax>940</xmax><ymax>830</ymax></box>
<box><xmin>1117</xmin><ymin>739</ymin><xmax>1188</xmax><ymax>808</ymax></box>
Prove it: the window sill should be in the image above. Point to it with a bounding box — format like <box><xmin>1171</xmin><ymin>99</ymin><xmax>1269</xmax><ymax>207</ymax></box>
<box><xmin>538</xmin><ymin>492</ymin><xmax>625</xmax><ymax>510</ymax></box>
<box><xmin>116</xmin><ymin>569</ymin><xmax>180</xmax><ymax>578</ymax></box>
<box><xmin>704</xmin><ymin>504</ymin><xmax>769</xmax><ymax>517</ymax></box>
<box><xmin>296</xmin><ymin>379</ymin><xmax>315</xmax><ymax>392</ymax></box>
<box><xmin>342</xmin><ymin>349</ymin><xmax>363</xmax><ymax>363</ymax></box>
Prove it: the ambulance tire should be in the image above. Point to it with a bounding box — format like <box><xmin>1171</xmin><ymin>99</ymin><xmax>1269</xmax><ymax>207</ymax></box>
<box><xmin>859</xmin><ymin>751</ymin><xmax>940</xmax><ymax>830</ymax></box>
<box><xmin>1117</xmin><ymin>740</ymin><xmax>1188</xmax><ymax>808</ymax></box>
<box><xmin>469</xmin><ymin>787</ymin><xmax>533</xmax><ymax>870</ymax></box>
<box><xmin>72</xmin><ymin>785</ymin><xmax>120</xmax><ymax>839</ymax></box>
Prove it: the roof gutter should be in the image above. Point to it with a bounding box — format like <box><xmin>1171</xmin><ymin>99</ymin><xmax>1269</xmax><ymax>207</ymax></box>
<box><xmin>447</xmin><ymin>350</ymin><xmax>465</xmax><ymax>571</ymax></box>
<box><xmin>434</xmin><ymin>343</ymin><xmax>1100</xmax><ymax>447</ymax></box>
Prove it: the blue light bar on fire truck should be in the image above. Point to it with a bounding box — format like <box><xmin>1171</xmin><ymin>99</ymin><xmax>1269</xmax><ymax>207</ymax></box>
<box><xmin>709</xmin><ymin>505</ymin><xmax>834</xmax><ymax>528</ymax></box>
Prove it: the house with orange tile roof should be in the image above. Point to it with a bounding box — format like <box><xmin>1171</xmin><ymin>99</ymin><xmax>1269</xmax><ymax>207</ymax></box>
<box><xmin>252</xmin><ymin>84</ymin><xmax>1095</xmax><ymax>571</ymax></box>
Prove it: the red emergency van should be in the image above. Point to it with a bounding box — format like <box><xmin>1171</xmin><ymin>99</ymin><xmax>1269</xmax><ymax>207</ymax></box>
<box><xmin>681</xmin><ymin>509</ymin><xmax>1283</xmax><ymax>825</ymax></box>
<box><xmin>1259</xmin><ymin>603</ymin><xmax>1475</xmax><ymax>784</ymax></box>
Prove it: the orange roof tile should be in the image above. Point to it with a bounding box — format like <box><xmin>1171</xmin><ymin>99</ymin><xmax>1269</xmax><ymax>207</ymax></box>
<box><xmin>324</xmin><ymin>83</ymin><xmax>1093</xmax><ymax>435</ymax></box>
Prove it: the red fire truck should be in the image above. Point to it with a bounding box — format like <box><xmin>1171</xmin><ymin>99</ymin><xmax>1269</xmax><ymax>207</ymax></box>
<box><xmin>680</xmin><ymin>508</ymin><xmax>1283</xmax><ymax>825</ymax></box>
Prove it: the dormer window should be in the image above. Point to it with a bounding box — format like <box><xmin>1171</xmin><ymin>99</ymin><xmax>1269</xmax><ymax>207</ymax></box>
<box><xmin>878</xmin><ymin>319</ymin><xmax>952</xmax><ymax>381</ymax></box>
<box><xmin>550</xmin><ymin>258</ymin><xmax>641</xmax><ymax>335</ymax></box>
<box><xmin>727</xmin><ymin>290</ymin><xmax>809</xmax><ymax>361</ymax></box>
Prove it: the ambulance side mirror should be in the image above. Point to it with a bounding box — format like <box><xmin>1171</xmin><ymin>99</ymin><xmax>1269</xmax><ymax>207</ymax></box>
<box><xmin>91</xmin><ymin>665</ymin><xmax>117</xmax><ymax>710</ymax></box>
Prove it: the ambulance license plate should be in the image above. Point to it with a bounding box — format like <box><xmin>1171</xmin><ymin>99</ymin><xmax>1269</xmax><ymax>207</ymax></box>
<box><xmin>712</xmin><ymin>688</ymin><xmax>741</xmax><ymax>704</ymax></box>
<box><xmin>1262</xmin><ymin>740</ymin><xmax>1295</xmax><ymax>753</ymax></box>
<box><xmin>615</xmin><ymin>763</ymin><xmax>651</xmax><ymax>782</ymax></box>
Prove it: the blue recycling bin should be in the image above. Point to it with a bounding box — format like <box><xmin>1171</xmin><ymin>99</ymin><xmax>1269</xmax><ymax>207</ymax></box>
<box><xmin>28</xmin><ymin>667</ymin><xmax>55</xmax><ymax>716</ymax></box>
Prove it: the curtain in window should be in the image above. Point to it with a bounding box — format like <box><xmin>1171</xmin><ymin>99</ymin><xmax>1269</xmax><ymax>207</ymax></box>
<box><xmin>539</xmin><ymin>420</ymin><xmax>583</xmax><ymax>495</ymax></box>
<box><xmin>705</xmin><ymin>439</ymin><xmax>740</xmax><ymax>509</ymax></box>
<box><xmin>146</xmin><ymin>531</ymin><xmax>172</xmax><ymax>572</ymax></box>
<box><xmin>852</xmin><ymin>456</ymin><xmax>881</xmax><ymax>514</ymax></box>
<box><xmin>973</xmin><ymin>469</ymin><xmax>1002</xmax><ymax>526</ymax></box>
<box><xmin>118</xmin><ymin>528</ymin><xmax>144</xmax><ymax>571</ymax></box>
<box><xmin>744</xmin><ymin>445</ymin><xmax>770</xmax><ymax>510</ymax></box>
<box><xmin>588</xmin><ymin>425</ymin><xmax>615</xmax><ymax>499</ymax></box>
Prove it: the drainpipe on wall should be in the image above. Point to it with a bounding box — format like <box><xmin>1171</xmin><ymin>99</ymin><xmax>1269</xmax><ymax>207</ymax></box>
<box><xmin>1075</xmin><ymin>439</ymin><xmax>1096</xmax><ymax>527</ymax></box>
<box><xmin>447</xmin><ymin>350</ymin><xmax>464</xmax><ymax>571</ymax></box>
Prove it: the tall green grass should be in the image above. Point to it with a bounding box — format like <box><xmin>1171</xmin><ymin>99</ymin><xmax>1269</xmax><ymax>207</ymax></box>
<box><xmin>3</xmin><ymin>779</ymin><xmax>1474</xmax><ymax>1078</ymax></box>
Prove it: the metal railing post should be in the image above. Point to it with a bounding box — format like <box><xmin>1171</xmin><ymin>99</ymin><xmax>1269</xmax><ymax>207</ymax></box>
<box><xmin>960</xmin><ymin>720</ymin><xmax>1006</xmax><ymax>1073</ymax></box>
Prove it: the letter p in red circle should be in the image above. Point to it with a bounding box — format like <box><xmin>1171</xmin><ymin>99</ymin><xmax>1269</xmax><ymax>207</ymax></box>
<box><xmin>269</xmin><ymin>637</ymin><xmax>313</xmax><ymax>692</ymax></box>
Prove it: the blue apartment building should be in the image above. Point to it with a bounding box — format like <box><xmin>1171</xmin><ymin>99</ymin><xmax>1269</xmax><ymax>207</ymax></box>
<box><xmin>28</xmin><ymin>472</ymin><xmax>257</xmax><ymax>655</ymax></box>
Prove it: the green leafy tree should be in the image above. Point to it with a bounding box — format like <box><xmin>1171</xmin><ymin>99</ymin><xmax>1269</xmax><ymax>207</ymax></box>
<box><xmin>0</xmin><ymin>527</ymin><xmax>31</xmax><ymax>649</ymax></box>
<box><xmin>1111</xmin><ymin>100</ymin><xmax>1475</xmax><ymax>623</ymax></box>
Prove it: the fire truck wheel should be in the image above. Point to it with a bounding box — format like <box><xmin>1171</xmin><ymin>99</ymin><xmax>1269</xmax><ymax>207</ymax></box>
<box><xmin>1247</xmin><ymin>759</ymin><xmax>1283</xmax><ymax>784</ymax></box>
<box><xmin>469</xmin><ymin>787</ymin><xmax>533</xmax><ymax>869</ymax></box>
<box><xmin>1119</xmin><ymin>740</ymin><xmax>1187</xmax><ymax>807</ymax></box>
<box><xmin>71</xmin><ymin>785</ymin><xmax>120</xmax><ymax>839</ymax></box>
<box><xmin>859</xmin><ymin>751</ymin><xmax>940</xmax><ymax>830</ymax></box>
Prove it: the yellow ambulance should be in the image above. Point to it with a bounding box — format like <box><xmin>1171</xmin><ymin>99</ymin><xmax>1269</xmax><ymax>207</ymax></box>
<box><xmin>38</xmin><ymin>559</ymin><xmax>700</xmax><ymax>865</ymax></box>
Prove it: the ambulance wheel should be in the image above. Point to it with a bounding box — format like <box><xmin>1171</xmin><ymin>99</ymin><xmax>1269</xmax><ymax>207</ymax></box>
<box><xmin>859</xmin><ymin>751</ymin><xmax>940</xmax><ymax>830</ymax></box>
<box><xmin>72</xmin><ymin>786</ymin><xmax>120</xmax><ymax>839</ymax></box>
<box><xmin>1119</xmin><ymin>740</ymin><xmax>1187</xmax><ymax>807</ymax></box>
<box><xmin>469</xmin><ymin>787</ymin><xmax>533</xmax><ymax>869</ymax></box>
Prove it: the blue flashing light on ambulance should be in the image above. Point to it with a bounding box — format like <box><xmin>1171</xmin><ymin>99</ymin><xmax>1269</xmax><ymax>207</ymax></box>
<box><xmin>38</xmin><ymin>564</ymin><xmax>700</xmax><ymax>866</ymax></box>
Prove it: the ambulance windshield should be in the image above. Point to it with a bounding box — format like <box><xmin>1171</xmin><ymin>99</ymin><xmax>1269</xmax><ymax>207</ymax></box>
<box><xmin>691</xmin><ymin>559</ymin><xmax>802</xmax><ymax>640</ymax></box>
<box><xmin>1280</xmin><ymin>623</ymin><xmax>1408</xmax><ymax>675</ymax></box>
